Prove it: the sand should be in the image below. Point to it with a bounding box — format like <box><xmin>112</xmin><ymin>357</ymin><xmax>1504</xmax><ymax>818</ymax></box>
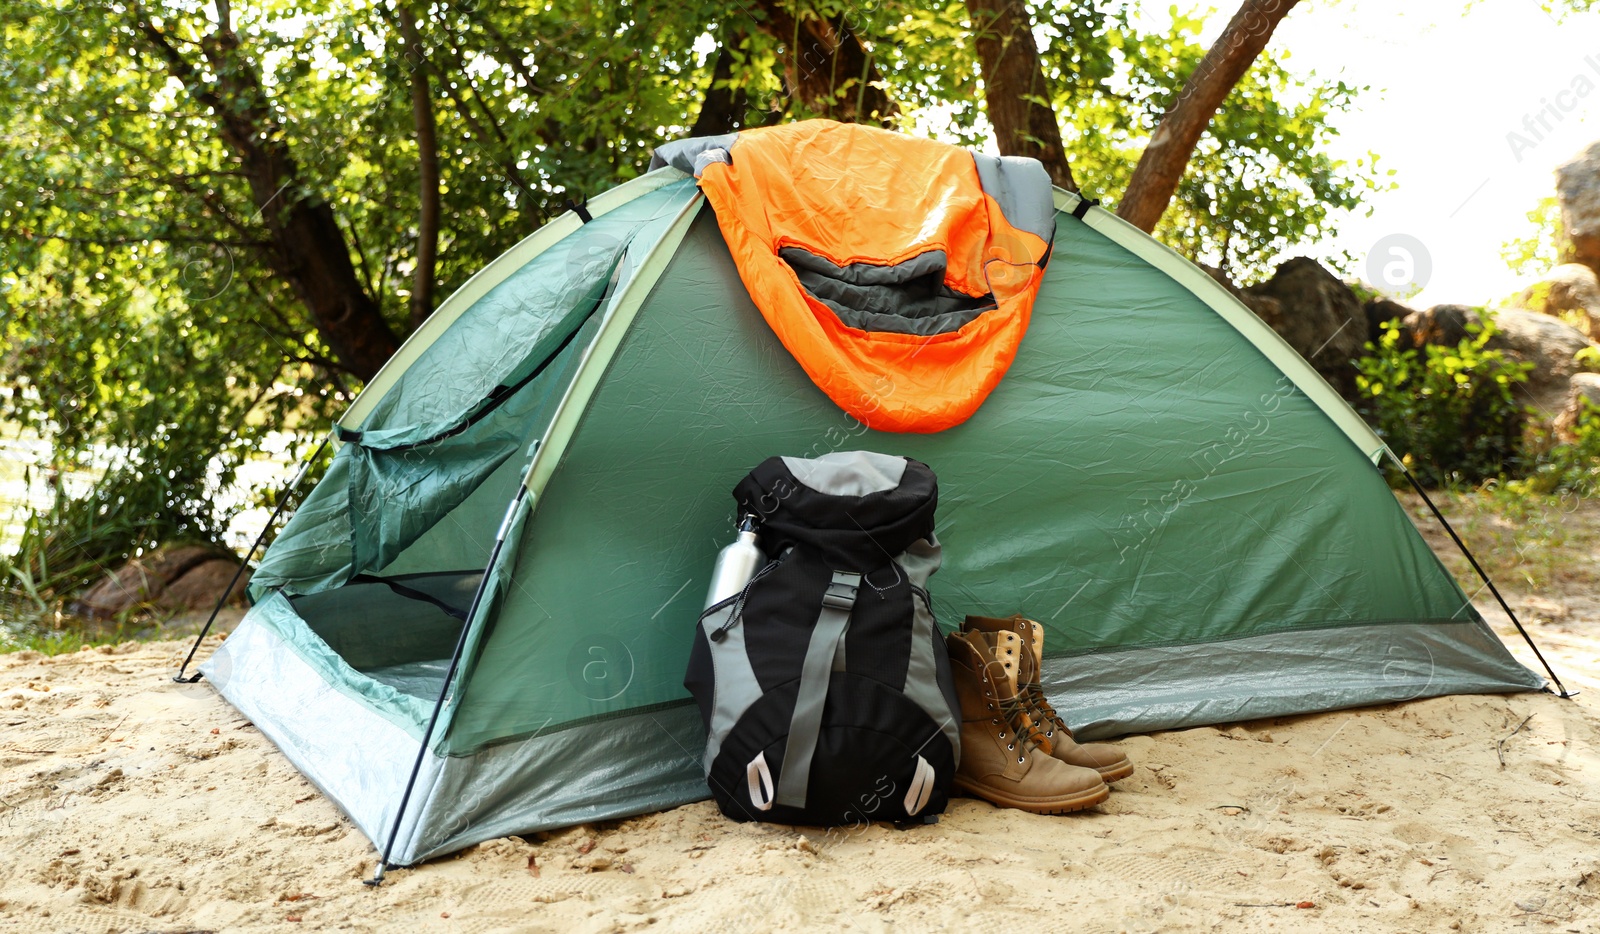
<box><xmin>1</xmin><ymin>624</ymin><xmax>1598</xmax><ymax>934</ymax></box>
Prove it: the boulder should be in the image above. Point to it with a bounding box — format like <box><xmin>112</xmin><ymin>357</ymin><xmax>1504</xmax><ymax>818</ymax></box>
<box><xmin>1364</xmin><ymin>296</ymin><xmax>1415</xmax><ymax>346</ymax></box>
<box><xmin>1485</xmin><ymin>308</ymin><xmax>1595</xmax><ymax>414</ymax></box>
<box><xmin>1556</xmin><ymin>140</ymin><xmax>1600</xmax><ymax>276</ymax></box>
<box><xmin>69</xmin><ymin>543</ymin><xmax>233</xmax><ymax>619</ymax></box>
<box><xmin>1402</xmin><ymin>304</ymin><xmax>1481</xmax><ymax>349</ymax></box>
<box><xmin>1552</xmin><ymin>372</ymin><xmax>1600</xmax><ymax>438</ymax></box>
<box><xmin>157</xmin><ymin>559</ymin><xmax>252</xmax><ymax>613</ymax></box>
<box><xmin>1515</xmin><ymin>263</ymin><xmax>1600</xmax><ymax>338</ymax></box>
<box><xmin>1241</xmin><ymin>257</ymin><xmax>1367</xmax><ymax>397</ymax></box>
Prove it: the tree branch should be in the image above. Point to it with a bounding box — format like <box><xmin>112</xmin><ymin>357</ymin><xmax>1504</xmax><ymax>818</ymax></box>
<box><xmin>1117</xmin><ymin>0</ymin><xmax>1299</xmax><ymax>232</ymax></box>
<box><xmin>396</xmin><ymin>2</ymin><xmax>440</xmax><ymax>330</ymax></box>
<box><xmin>17</xmin><ymin>231</ymin><xmax>271</xmax><ymax>248</ymax></box>
<box><xmin>751</xmin><ymin>0</ymin><xmax>895</xmax><ymax>125</ymax></box>
<box><xmin>691</xmin><ymin>31</ymin><xmax>751</xmax><ymax>137</ymax></box>
<box><xmin>130</xmin><ymin>3</ymin><xmax>401</xmax><ymax>380</ymax></box>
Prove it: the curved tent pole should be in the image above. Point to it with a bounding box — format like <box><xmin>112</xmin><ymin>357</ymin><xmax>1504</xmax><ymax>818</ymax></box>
<box><xmin>337</xmin><ymin>169</ymin><xmax>689</xmax><ymax>432</ymax></box>
<box><xmin>172</xmin><ymin>434</ymin><xmax>331</xmax><ymax>684</ymax></box>
<box><xmin>1388</xmin><ymin>451</ymin><xmax>1574</xmax><ymax>699</ymax></box>
<box><xmin>365</xmin><ymin>484</ymin><xmax>528</xmax><ymax>886</ymax></box>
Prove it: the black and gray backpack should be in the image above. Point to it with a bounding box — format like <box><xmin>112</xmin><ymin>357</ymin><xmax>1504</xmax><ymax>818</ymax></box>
<box><xmin>684</xmin><ymin>452</ymin><xmax>961</xmax><ymax>826</ymax></box>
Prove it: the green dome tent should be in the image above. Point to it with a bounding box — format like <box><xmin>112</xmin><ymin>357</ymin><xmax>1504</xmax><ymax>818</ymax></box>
<box><xmin>187</xmin><ymin>128</ymin><xmax>1549</xmax><ymax>873</ymax></box>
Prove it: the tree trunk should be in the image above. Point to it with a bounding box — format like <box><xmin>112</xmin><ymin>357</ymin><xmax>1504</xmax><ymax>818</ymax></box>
<box><xmin>397</xmin><ymin>3</ymin><xmax>441</xmax><ymax>331</ymax></box>
<box><xmin>1117</xmin><ymin>0</ymin><xmax>1299</xmax><ymax>232</ymax></box>
<box><xmin>134</xmin><ymin>5</ymin><xmax>400</xmax><ymax>381</ymax></box>
<box><xmin>751</xmin><ymin>0</ymin><xmax>895</xmax><ymax>126</ymax></box>
<box><xmin>692</xmin><ymin>37</ymin><xmax>750</xmax><ymax>136</ymax></box>
<box><xmin>964</xmin><ymin>0</ymin><xmax>1076</xmax><ymax>191</ymax></box>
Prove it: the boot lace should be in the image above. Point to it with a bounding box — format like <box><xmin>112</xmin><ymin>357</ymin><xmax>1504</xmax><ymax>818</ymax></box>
<box><xmin>1026</xmin><ymin>684</ymin><xmax>1071</xmax><ymax>741</ymax></box>
<box><xmin>983</xmin><ymin>673</ymin><xmax>1049</xmax><ymax>764</ymax></box>
<box><xmin>997</xmin><ymin>693</ymin><xmax>1050</xmax><ymax>760</ymax></box>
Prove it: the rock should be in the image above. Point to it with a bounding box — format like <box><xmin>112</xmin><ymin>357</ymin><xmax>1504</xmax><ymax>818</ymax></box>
<box><xmin>1556</xmin><ymin>140</ymin><xmax>1600</xmax><ymax>276</ymax></box>
<box><xmin>1515</xmin><ymin>263</ymin><xmax>1600</xmax><ymax>338</ymax></box>
<box><xmin>1242</xmin><ymin>257</ymin><xmax>1367</xmax><ymax>398</ymax></box>
<box><xmin>157</xmin><ymin>559</ymin><xmax>252</xmax><ymax>612</ymax></box>
<box><xmin>1552</xmin><ymin>372</ymin><xmax>1600</xmax><ymax>437</ymax></box>
<box><xmin>1486</xmin><ymin>308</ymin><xmax>1595</xmax><ymax>414</ymax></box>
<box><xmin>1402</xmin><ymin>304</ymin><xmax>1482</xmax><ymax>349</ymax></box>
<box><xmin>69</xmin><ymin>543</ymin><xmax>233</xmax><ymax>619</ymax></box>
<box><xmin>1364</xmin><ymin>296</ymin><xmax>1415</xmax><ymax>346</ymax></box>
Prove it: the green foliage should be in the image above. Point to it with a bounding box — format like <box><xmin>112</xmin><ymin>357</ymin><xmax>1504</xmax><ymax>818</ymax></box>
<box><xmin>1511</xmin><ymin>401</ymin><xmax>1600</xmax><ymax>497</ymax></box>
<box><xmin>1</xmin><ymin>0</ymin><xmax>713</xmax><ymax>593</ymax></box>
<box><xmin>1033</xmin><ymin>6</ymin><xmax>1386</xmax><ymax>277</ymax></box>
<box><xmin>0</xmin><ymin>607</ymin><xmax>148</xmax><ymax>655</ymax></box>
<box><xmin>1355</xmin><ymin>318</ymin><xmax>1534</xmax><ymax>488</ymax></box>
<box><xmin>0</xmin><ymin>0</ymin><xmax>1384</xmax><ymax>605</ymax></box>
<box><xmin>1501</xmin><ymin>197</ymin><xmax>1567</xmax><ymax>276</ymax></box>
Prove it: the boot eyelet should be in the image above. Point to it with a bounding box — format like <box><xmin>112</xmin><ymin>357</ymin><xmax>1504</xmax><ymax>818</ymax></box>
<box><xmin>1007</xmin><ymin>743</ymin><xmax>1014</xmax><ymax>750</ymax></box>
<box><xmin>1017</xmin><ymin>756</ymin><xmax>1025</xmax><ymax>764</ymax></box>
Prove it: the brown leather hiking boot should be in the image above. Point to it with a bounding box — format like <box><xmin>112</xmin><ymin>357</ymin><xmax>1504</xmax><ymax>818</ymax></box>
<box><xmin>945</xmin><ymin>630</ymin><xmax>1108</xmax><ymax>814</ymax></box>
<box><xmin>963</xmin><ymin>615</ymin><xmax>1135</xmax><ymax>783</ymax></box>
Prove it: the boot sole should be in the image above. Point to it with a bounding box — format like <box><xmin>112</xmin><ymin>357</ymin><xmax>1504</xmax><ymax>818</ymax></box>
<box><xmin>953</xmin><ymin>777</ymin><xmax>1110</xmax><ymax>815</ymax></box>
<box><xmin>1096</xmin><ymin>760</ymin><xmax>1135</xmax><ymax>783</ymax></box>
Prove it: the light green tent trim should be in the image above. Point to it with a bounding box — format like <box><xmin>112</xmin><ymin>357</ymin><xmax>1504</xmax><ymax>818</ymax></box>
<box><xmin>1053</xmin><ymin>188</ymin><xmax>1386</xmax><ymax>461</ymax></box>
<box><xmin>205</xmin><ymin>163</ymin><xmax>1544</xmax><ymax>869</ymax></box>
<box><xmin>521</xmin><ymin>190</ymin><xmax>705</xmax><ymax>502</ymax></box>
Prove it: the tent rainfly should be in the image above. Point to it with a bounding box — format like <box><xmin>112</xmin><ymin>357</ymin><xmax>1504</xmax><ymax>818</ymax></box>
<box><xmin>180</xmin><ymin>120</ymin><xmax>1558</xmax><ymax>877</ymax></box>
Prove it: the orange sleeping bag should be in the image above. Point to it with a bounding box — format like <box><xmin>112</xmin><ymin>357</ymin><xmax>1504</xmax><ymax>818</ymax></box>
<box><xmin>651</xmin><ymin>120</ymin><xmax>1056</xmax><ymax>434</ymax></box>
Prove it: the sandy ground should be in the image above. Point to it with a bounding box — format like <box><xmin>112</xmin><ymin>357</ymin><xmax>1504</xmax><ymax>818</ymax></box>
<box><xmin>0</xmin><ymin>629</ymin><xmax>1596</xmax><ymax>933</ymax></box>
<box><xmin>2</xmin><ymin>493</ymin><xmax>1599</xmax><ymax>932</ymax></box>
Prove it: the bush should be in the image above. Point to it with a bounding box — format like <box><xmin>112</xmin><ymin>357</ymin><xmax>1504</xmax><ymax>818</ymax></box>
<box><xmin>1511</xmin><ymin>400</ymin><xmax>1600</xmax><ymax>497</ymax></box>
<box><xmin>1354</xmin><ymin>317</ymin><xmax>1533</xmax><ymax>487</ymax></box>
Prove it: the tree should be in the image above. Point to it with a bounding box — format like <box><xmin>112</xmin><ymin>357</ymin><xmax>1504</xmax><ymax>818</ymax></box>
<box><xmin>0</xmin><ymin>0</ymin><xmax>1379</xmax><ymax>595</ymax></box>
<box><xmin>747</xmin><ymin>0</ymin><xmax>895</xmax><ymax>125</ymax></box>
<box><xmin>394</xmin><ymin>2</ymin><xmax>442</xmax><ymax>330</ymax></box>
<box><xmin>0</xmin><ymin>0</ymin><xmax>720</xmax><ymax>587</ymax></box>
<box><xmin>133</xmin><ymin>1</ymin><xmax>402</xmax><ymax>380</ymax></box>
<box><xmin>1117</xmin><ymin>0</ymin><xmax>1300</xmax><ymax>232</ymax></box>
<box><xmin>963</xmin><ymin>0</ymin><xmax>1076</xmax><ymax>190</ymax></box>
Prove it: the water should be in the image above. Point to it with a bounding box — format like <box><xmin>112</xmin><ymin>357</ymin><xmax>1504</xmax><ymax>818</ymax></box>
<box><xmin>0</xmin><ymin>422</ymin><xmax>301</xmax><ymax>649</ymax></box>
<box><xmin>0</xmin><ymin>427</ymin><xmax>98</xmax><ymax>552</ymax></box>
<box><xmin>0</xmin><ymin>423</ymin><xmax>301</xmax><ymax>554</ymax></box>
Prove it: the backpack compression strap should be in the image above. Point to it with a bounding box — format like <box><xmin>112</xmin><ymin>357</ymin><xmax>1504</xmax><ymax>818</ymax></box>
<box><xmin>773</xmin><ymin>571</ymin><xmax>860</xmax><ymax>808</ymax></box>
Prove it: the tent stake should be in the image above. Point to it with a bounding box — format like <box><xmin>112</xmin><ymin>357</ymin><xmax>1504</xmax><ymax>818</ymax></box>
<box><xmin>1390</xmin><ymin>454</ymin><xmax>1574</xmax><ymax>699</ymax></box>
<box><xmin>366</xmin><ymin>485</ymin><xmax>528</xmax><ymax>886</ymax></box>
<box><xmin>173</xmin><ymin>435</ymin><xmax>330</xmax><ymax>684</ymax></box>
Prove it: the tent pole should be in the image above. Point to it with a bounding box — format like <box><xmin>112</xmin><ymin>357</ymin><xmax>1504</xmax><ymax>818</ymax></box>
<box><xmin>1389</xmin><ymin>453</ymin><xmax>1574</xmax><ymax>699</ymax></box>
<box><xmin>173</xmin><ymin>434</ymin><xmax>331</xmax><ymax>684</ymax></box>
<box><xmin>365</xmin><ymin>485</ymin><xmax>528</xmax><ymax>886</ymax></box>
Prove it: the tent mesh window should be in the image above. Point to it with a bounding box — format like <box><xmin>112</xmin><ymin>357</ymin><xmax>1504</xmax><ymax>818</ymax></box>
<box><xmin>288</xmin><ymin>571</ymin><xmax>482</xmax><ymax>699</ymax></box>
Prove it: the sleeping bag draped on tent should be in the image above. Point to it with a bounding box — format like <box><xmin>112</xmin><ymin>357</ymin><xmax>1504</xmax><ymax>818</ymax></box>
<box><xmin>651</xmin><ymin>121</ymin><xmax>1054</xmax><ymax>433</ymax></box>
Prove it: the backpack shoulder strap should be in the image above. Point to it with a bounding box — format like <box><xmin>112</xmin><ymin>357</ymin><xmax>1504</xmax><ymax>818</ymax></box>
<box><xmin>774</xmin><ymin>570</ymin><xmax>860</xmax><ymax>808</ymax></box>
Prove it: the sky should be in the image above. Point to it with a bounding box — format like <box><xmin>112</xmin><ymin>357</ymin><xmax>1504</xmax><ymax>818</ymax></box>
<box><xmin>1220</xmin><ymin>0</ymin><xmax>1600</xmax><ymax>305</ymax></box>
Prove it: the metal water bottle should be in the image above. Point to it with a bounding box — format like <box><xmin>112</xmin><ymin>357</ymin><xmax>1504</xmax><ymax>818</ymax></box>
<box><xmin>704</xmin><ymin>514</ymin><xmax>762</xmax><ymax>609</ymax></box>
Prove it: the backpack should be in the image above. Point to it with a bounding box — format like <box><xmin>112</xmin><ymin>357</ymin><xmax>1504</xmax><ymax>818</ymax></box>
<box><xmin>684</xmin><ymin>451</ymin><xmax>962</xmax><ymax>827</ymax></box>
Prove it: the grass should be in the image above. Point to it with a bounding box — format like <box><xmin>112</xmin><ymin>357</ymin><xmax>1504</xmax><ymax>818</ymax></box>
<box><xmin>1397</xmin><ymin>486</ymin><xmax>1600</xmax><ymax>595</ymax></box>
<box><xmin>0</xmin><ymin>598</ymin><xmax>158</xmax><ymax>656</ymax></box>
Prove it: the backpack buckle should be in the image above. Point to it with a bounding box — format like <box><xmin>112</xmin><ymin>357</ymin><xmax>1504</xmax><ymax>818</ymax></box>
<box><xmin>822</xmin><ymin>575</ymin><xmax>860</xmax><ymax>610</ymax></box>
